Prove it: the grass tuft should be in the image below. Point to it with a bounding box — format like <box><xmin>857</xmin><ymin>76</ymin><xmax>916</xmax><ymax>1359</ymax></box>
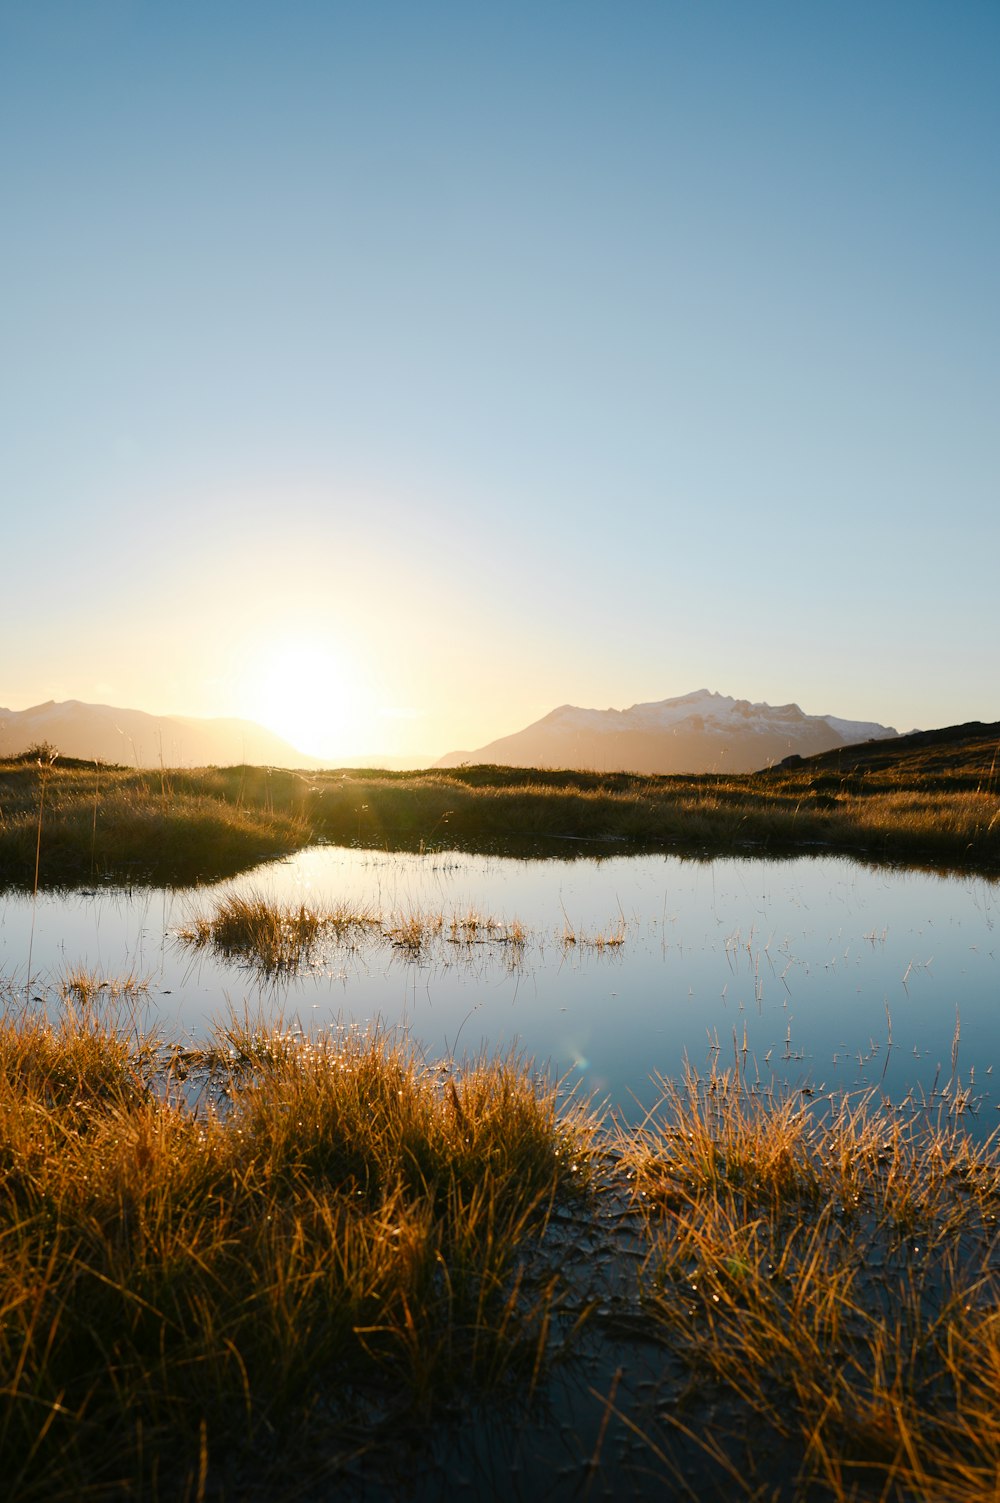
<box><xmin>178</xmin><ymin>893</ymin><xmax>543</xmax><ymax>976</ymax></box>
<box><xmin>0</xmin><ymin>999</ymin><xmax>593</xmax><ymax>1500</ymax></box>
<box><xmin>618</xmin><ymin>1068</ymin><xmax>1000</xmax><ymax>1500</ymax></box>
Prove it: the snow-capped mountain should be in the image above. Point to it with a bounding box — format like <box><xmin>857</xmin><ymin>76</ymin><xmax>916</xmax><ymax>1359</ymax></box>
<box><xmin>435</xmin><ymin>690</ymin><xmax>898</xmax><ymax>775</ymax></box>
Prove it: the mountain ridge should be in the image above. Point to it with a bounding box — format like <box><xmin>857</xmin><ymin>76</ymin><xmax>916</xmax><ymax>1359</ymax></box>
<box><xmin>0</xmin><ymin>698</ymin><xmax>321</xmax><ymax>769</ymax></box>
<box><xmin>436</xmin><ymin>689</ymin><xmax>900</xmax><ymax>775</ymax></box>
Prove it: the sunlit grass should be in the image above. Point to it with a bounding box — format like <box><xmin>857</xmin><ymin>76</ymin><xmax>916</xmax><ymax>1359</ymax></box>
<box><xmin>178</xmin><ymin>889</ymin><xmax>333</xmax><ymax>973</ymax></box>
<box><xmin>2</xmin><ymin>727</ymin><xmax>999</xmax><ymax>888</ymax></box>
<box><xmin>0</xmin><ymin>755</ymin><xmax>313</xmax><ymax>887</ymax></box>
<box><xmin>561</xmin><ymin>915</ymin><xmax>627</xmax><ymax>951</ymax></box>
<box><xmin>618</xmin><ymin>1068</ymin><xmax>1000</xmax><ymax>1500</ymax></box>
<box><xmin>58</xmin><ymin>964</ymin><xmax>150</xmax><ymax>1007</ymax></box>
<box><xmin>178</xmin><ymin>893</ymin><xmax>541</xmax><ymax>974</ymax></box>
<box><xmin>0</xmin><ymin>998</ymin><xmax>593</xmax><ymax>1500</ymax></box>
<box><xmin>2</xmin><ymin>987</ymin><xmax>1000</xmax><ymax>1498</ymax></box>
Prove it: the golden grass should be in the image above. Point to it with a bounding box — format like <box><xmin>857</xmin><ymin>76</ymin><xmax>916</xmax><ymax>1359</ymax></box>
<box><xmin>2</xmin><ymin>987</ymin><xmax>1000</xmax><ymax>1498</ymax></box>
<box><xmin>561</xmin><ymin>915</ymin><xmax>627</xmax><ymax>951</ymax></box>
<box><xmin>0</xmin><ymin>758</ymin><xmax>313</xmax><ymax>888</ymax></box>
<box><xmin>178</xmin><ymin>892</ymin><xmax>562</xmax><ymax>976</ymax></box>
<box><xmin>178</xmin><ymin>890</ymin><xmax>336</xmax><ymax>973</ymax></box>
<box><xmin>0</xmin><ymin>998</ymin><xmax>593</xmax><ymax>1500</ymax></box>
<box><xmin>2</xmin><ymin>727</ymin><xmax>999</xmax><ymax>888</ymax></box>
<box><xmin>328</xmin><ymin>766</ymin><xmax>1000</xmax><ymax>876</ymax></box>
<box><xmin>58</xmin><ymin>965</ymin><xmax>150</xmax><ymax>1007</ymax></box>
<box><xmin>619</xmin><ymin>1068</ymin><xmax>1000</xmax><ymax>1500</ymax></box>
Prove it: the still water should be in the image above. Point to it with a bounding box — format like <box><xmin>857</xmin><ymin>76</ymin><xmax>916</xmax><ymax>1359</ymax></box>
<box><xmin>2</xmin><ymin>847</ymin><xmax>997</xmax><ymax>1124</ymax></box>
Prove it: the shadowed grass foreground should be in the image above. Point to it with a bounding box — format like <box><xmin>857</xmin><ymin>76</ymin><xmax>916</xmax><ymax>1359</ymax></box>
<box><xmin>2</xmin><ymin>721</ymin><xmax>999</xmax><ymax>889</ymax></box>
<box><xmin>1</xmin><ymin>999</ymin><xmax>999</xmax><ymax>1500</ymax></box>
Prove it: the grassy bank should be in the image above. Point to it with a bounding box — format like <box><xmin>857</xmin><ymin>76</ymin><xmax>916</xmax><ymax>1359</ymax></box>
<box><xmin>1</xmin><ymin>719</ymin><xmax>999</xmax><ymax>888</ymax></box>
<box><xmin>0</xmin><ymin>998</ymin><xmax>997</xmax><ymax>1500</ymax></box>
<box><xmin>0</xmin><ymin>754</ymin><xmax>315</xmax><ymax>887</ymax></box>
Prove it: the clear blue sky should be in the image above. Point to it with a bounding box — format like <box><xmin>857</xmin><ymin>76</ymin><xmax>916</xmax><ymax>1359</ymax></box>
<box><xmin>3</xmin><ymin>1</ymin><xmax>997</xmax><ymax>759</ymax></box>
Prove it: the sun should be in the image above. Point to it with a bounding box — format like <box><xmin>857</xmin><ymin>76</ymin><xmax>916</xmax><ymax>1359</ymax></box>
<box><xmin>241</xmin><ymin>641</ymin><xmax>366</xmax><ymax>760</ymax></box>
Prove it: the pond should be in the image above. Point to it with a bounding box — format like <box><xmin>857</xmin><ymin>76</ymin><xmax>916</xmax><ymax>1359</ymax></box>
<box><xmin>2</xmin><ymin>847</ymin><xmax>997</xmax><ymax>1128</ymax></box>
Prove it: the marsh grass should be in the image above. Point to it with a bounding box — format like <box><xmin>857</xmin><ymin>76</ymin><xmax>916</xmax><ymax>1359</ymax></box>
<box><xmin>386</xmin><ymin>906</ymin><xmax>445</xmax><ymax>954</ymax></box>
<box><xmin>618</xmin><ymin>1068</ymin><xmax>1000</xmax><ymax>1500</ymax></box>
<box><xmin>59</xmin><ymin>964</ymin><xmax>150</xmax><ymax>1007</ymax></box>
<box><xmin>179</xmin><ymin>890</ymin><xmax>332</xmax><ymax>974</ymax></box>
<box><xmin>561</xmin><ymin>915</ymin><xmax>628</xmax><ymax>952</ymax></box>
<box><xmin>179</xmin><ymin>893</ymin><xmax>540</xmax><ymax>975</ymax></box>
<box><xmin>3</xmin><ymin>723</ymin><xmax>1000</xmax><ymax>889</ymax></box>
<box><xmin>3</xmin><ymin>989</ymin><xmax>1000</xmax><ymax>1499</ymax></box>
<box><xmin>0</xmin><ymin>999</ymin><xmax>594</xmax><ymax>1500</ymax></box>
<box><xmin>448</xmin><ymin>908</ymin><xmax>519</xmax><ymax>945</ymax></box>
<box><xmin>318</xmin><ymin>737</ymin><xmax>1000</xmax><ymax>877</ymax></box>
<box><xmin>337</xmin><ymin>723</ymin><xmax>1000</xmax><ymax>876</ymax></box>
<box><xmin>0</xmin><ymin>757</ymin><xmax>314</xmax><ymax>888</ymax></box>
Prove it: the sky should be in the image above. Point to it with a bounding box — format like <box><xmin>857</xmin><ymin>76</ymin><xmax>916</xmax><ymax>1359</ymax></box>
<box><xmin>2</xmin><ymin>1</ymin><xmax>997</xmax><ymax>762</ymax></box>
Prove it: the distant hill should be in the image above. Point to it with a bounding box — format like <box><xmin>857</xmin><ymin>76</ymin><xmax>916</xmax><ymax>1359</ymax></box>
<box><xmin>0</xmin><ymin>699</ymin><xmax>321</xmax><ymax>769</ymax></box>
<box><xmin>768</xmin><ymin>718</ymin><xmax>1000</xmax><ymax>785</ymax></box>
<box><xmin>436</xmin><ymin>689</ymin><xmax>899</xmax><ymax>775</ymax></box>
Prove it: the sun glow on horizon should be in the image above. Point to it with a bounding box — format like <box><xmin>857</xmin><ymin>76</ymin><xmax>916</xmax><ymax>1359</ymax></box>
<box><xmin>239</xmin><ymin>641</ymin><xmax>372</xmax><ymax>760</ymax></box>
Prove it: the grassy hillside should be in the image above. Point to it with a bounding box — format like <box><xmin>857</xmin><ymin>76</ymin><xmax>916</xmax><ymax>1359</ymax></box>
<box><xmin>1</xmin><ymin>720</ymin><xmax>998</xmax><ymax>887</ymax></box>
<box><xmin>770</xmin><ymin>719</ymin><xmax>1000</xmax><ymax>786</ymax></box>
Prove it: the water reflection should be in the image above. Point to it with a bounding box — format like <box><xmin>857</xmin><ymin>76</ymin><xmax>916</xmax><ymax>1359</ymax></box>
<box><xmin>1</xmin><ymin>848</ymin><xmax>996</xmax><ymax>1127</ymax></box>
